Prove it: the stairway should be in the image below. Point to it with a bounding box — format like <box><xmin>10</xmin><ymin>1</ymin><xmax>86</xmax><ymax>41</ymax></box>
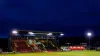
<box><xmin>49</xmin><ymin>41</ymin><xmax>55</xmax><ymax>47</ymax></box>
<box><xmin>32</xmin><ymin>44</ymin><xmax>41</xmax><ymax>52</ymax></box>
<box><xmin>31</xmin><ymin>40</ymin><xmax>41</xmax><ymax>52</ymax></box>
<box><xmin>26</xmin><ymin>40</ymin><xmax>35</xmax><ymax>51</ymax></box>
<box><xmin>49</xmin><ymin>41</ymin><xmax>59</xmax><ymax>51</ymax></box>
<box><xmin>41</xmin><ymin>43</ymin><xmax>47</xmax><ymax>51</ymax></box>
<box><xmin>41</xmin><ymin>40</ymin><xmax>58</xmax><ymax>51</ymax></box>
<box><xmin>14</xmin><ymin>42</ymin><xmax>18</xmax><ymax>47</ymax></box>
<box><xmin>13</xmin><ymin>42</ymin><xmax>18</xmax><ymax>51</ymax></box>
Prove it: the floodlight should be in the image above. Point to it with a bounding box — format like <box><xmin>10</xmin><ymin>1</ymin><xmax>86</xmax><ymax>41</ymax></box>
<box><xmin>87</xmin><ymin>32</ymin><xmax>92</xmax><ymax>37</ymax></box>
<box><xmin>60</xmin><ymin>33</ymin><xmax>64</xmax><ymax>36</ymax></box>
<box><xmin>12</xmin><ymin>30</ymin><xmax>18</xmax><ymax>34</ymax></box>
<box><xmin>47</xmin><ymin>33</ymin><xmax>52</xmax><ymax>36</ymax></box>
<box><xmin>85</xmin><ymin>30</ymin><xmax>94</xmax><ymax>49</ymax></box>
<box><xmin>28</xmin><ymin>32</ymin><xmax>34</xmax><ymax>35</ymax></box>
<box><xmin>85</xmin><ymin>30</ymin><xmax>94</xmax><ymax>37</ymax></box>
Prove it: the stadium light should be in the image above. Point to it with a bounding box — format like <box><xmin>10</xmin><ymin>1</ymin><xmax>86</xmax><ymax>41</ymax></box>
<box><xmin>85</xmin><ymin>30</ymin><xmax>94</xmax><ymax>49</ymax></box>
<box><xmin>28</xmin><ymin>32</ymin><xmax>35</xmax><ymax>35</ymax></box>
<box><xmin>12</xmin><ymin>30</ymin><xmax>18</xmax><ymax>34</ymax></box>
<box><xmin>85</xmin><ymin>30</ymin><xmax>94</xmax><ymax>38</ymax></box>
<box><xmin>60</xmin><ymin>33</ymin><xmax>64</xmax><ymax>36</ymax></box>
<box><xmin>87</xmin><ymin>32</ymin><xmax>92</xmax><ymax>49</ymax></box>
<box><xmin>47</xmin><ymin>33</ymin><xmax>52</xmax><ymax>36</ymax></box>
<box><xmin>87</xmin><ymin>32</ymin><xmax>92</xmax><ymax>37</ymax></box>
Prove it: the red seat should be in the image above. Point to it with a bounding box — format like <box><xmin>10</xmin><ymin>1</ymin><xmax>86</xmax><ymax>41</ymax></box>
<box><xmin>13</xmin><ymin>40</ymin><xmax>33</xmax><ymax>52</ymax></box>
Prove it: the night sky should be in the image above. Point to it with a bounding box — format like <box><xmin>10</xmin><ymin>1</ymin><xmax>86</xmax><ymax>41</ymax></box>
<box><xmin>0</xmin><ymin>0</ymin><xmax>100</xmax><ymax>37</ymax></box>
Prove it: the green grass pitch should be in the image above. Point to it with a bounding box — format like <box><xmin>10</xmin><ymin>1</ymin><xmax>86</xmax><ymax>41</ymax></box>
<box><xmin>0</xmin><ymin>51</ymin><xmax>100</xmax><ymax>56</ymax></box>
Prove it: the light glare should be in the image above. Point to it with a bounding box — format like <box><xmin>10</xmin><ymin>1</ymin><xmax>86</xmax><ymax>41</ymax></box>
<box><xmin>87</xmin><ymin>32</ymin><xmax>92</xmax><ymax>37</ymax></box>
<box><xmin>47</xmin><ymin>33</ymin><xmax>52</xmax><ymax>36</ymax></box>
<box><xmin>60</xmin><ymin>33</ymin><xmax>64</xmax><ymax>36</ymax></box>
<box><xmin>12</xmin><ymin>30</ymin><xmax>18</xmax><ymax>34</ymax></box>
<box><xmin>28</xmin><ymin>32</ymin><xmax>34</xmax><ymax>35</ymax></box>
<box><xmin>85</xmin><ymin>30</ymin><xmax>94</xmax><ymax>38</ymax></box>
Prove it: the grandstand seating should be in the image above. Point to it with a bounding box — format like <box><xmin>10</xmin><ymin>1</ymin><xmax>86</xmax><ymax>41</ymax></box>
<box><xmin>12</xmin><ymin>39</ymin><xmax>59</xmax><ymax>52</ymax></box>
<box><xmin>37</xmin><ymin>40</ymin><xmax>47</xmax><ymax>51</ymax></box>
<box><xmin>28</xmin><ymin>39</ymin><xmax>41</xmax><ymax>52</ymax></box>
<box><xmin>13</xmin><ymin>40</ymin><xmax>34</xmax><ymax>52</ymax></box>
<box><xmin>31</xmin><ymin>44</ymin><xmax>41</xmax><ymax>52</ymax></box>
<box><xmin>40</xmin><ymin>40</ymin><xmax>57</xmax><ymax>51</ymax></box>
<box><xmin>38</xmin><ymin>44</ymin><xmax>46</xmax><ymax>51</ymax></box>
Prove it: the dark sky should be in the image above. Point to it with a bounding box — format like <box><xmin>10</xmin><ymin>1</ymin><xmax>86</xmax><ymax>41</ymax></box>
<box><xmin>0</xmin><ymin>0</ymin><xmax>100</xmax><ymax>37</ymax></box>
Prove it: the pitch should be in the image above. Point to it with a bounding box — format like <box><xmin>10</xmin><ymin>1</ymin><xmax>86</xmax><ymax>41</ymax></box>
<box><xmin>0</xmin><ymin>51</ymin><xmax>100</xmax><ymax>56</ymax></box>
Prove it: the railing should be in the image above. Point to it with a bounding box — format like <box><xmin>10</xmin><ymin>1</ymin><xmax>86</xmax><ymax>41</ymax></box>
<box><xmin>31</xmin><ymin>47</ymin><xmax>34</xmax><ymax>52</ymax></box>
<box><xmin>49</xmin><ymin>41</ymin><xmax>55</xmax><ymax>47</ymax></box>
<box><xmin>26</xmin><ymin>40</ymin><xmax>30</xmax><ymax>47</ymax></box>
<box><xmin>41</xmin><ymin>43</ymin><xmax>47</xmax><ymax>51</ymax></box>
<box><xmin>49</xmin><ymin>41</ymin><xmax>59</xmax><ymax>51</ymax></box>
<box><xmin>26</xmin><ymin>40</ymin><xmax>34</xmax><ymax>51</ymax></box>
<box><xmin>13</xmin><ymin>42</ymin><xmax>18</xmax><ymax>52</ymax></box>
<box><xmin>14</xmin><ymin>42</ymin><xmax>18</xmax><ymax>47</ymax></box>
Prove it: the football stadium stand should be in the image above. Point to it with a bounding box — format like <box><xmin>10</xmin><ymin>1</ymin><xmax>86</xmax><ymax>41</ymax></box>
<box><xmin>10</xmin><ymin>30</ymin><xmax>63</xmax><ymax>52</ymax></box>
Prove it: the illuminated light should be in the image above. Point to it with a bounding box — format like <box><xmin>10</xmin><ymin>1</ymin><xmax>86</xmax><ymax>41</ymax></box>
<box><xmin>85</xmin><ymin>30</ymin><xmax>94</xmax><ymax>49</ymax></box>
<box><xmin>85</xmin><ymin>30</ymin><xmax>94</xmax><ymax>38</ymax></box>
<box><xmin>47</xmin><ymin>33</ymin><xmax>52</xmax><ymax>36</ymax></box>
<box><xmin>60</xmin><ymin>33</ymin><xmax>64</xmax><ymax>36</ymax></box>
<box><xmin>87</xmin><ymin>32</ymin><xmax>92</xmax><ymax>37</ymax></box>
<box><xmin>28</xmin><ymin>32</ymin><xmax>34</xmax><ymax>35</ymax></box>
<box><xmin>12</xmin><ymin>30</ymin><xmax>18</xmax><ymax>34</ymax></box>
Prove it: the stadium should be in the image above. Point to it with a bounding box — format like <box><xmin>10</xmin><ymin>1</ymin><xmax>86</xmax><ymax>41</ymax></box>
<box><xmin>0</xmin><ymin>30</ymin><xmax>100</xmax><ymax>56</ymax></box>
<box><xmin>0</xmin><ymin>0</ymin><xmax>100</xmax><ymax>55</ymax></box>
